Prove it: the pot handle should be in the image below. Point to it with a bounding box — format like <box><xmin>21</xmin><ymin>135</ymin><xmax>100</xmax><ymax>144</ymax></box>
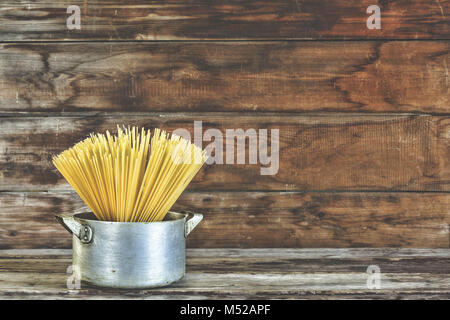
<box><xmin>55</xmin><ymin>214</ymin><xmax>93</xmax><ymax>244</ymax></box>
<box><xmin>184</xmin><ymin>212</ymin><xmax>203</xmax><ymax>237</ymax></box>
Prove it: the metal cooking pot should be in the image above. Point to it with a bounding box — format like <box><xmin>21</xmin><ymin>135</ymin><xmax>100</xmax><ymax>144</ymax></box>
<box><xmin>55</xmin><ymin>211</ymin><xmax>203</xmax><ymax>289</ymax></box>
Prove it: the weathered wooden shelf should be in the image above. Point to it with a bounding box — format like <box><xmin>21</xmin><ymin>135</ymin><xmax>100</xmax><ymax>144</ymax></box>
<box><xmin>0</xmin><ymin>248</ymin><xmax>449</xmax><ymax>299</ymax></box>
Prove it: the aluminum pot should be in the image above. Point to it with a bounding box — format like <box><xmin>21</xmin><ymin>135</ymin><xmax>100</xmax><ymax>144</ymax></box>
<box><xmin>55</xmin><ymin>211</ymin><xmax>203</xmax><ymax>289</ymax></box>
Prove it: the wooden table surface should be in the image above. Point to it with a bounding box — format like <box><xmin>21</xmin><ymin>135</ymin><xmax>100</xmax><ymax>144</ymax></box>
<box><xmin>0</xmin><ymin>248</ymin><xmax>449</xmax><ymax>299</ymax></box>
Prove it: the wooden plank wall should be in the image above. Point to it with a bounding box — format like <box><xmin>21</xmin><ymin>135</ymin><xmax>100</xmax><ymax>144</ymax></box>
<box><xmin>0</xmin><ymin>0</ymin><xmax>449</xmax><ymax>248</ymax></box>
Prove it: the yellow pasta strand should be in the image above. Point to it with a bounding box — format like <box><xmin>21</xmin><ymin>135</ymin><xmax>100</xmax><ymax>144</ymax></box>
<box><xmin>52</xmin><ymin>126</ymin><xmax>208</xmax><ymax>222</ymax></box>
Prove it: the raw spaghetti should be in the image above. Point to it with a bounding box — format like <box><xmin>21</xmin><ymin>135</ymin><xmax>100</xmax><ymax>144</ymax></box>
<box><xmin>53</xmin><ymin>126</ymin><xmax>207</xmax><ymax>222</ymax></box>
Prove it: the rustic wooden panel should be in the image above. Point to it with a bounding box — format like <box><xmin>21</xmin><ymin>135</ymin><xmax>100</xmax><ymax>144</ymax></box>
<box><xmin>0</xmin><ymin>191</ymin><xmax>448</xmax><ymax>249</ymax></box>
<box><xmin>0</xmin><ymin>1</ymin><xmax>448</xmax><ymax>40</ymax></box>
<box><xmin>0</xmin><ymin>114</ymin><xmax>449</xmax><ymax>192</ymax></box>
<box><xmin>0</xmin><ymin>249</ymin><xmax>449</xmax><ymax>299</ymax></box>
<box><xmin>0</xmin><ymin>42</ymin><xmax>448</xmax><ymax>113</ymax></box>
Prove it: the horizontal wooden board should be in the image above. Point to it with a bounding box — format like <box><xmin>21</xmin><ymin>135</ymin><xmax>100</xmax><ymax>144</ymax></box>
<box><xmin>0</xmin><ymin>42</ymin><xmax>448</xmax><ymax>113</ymax></box>
<box><xmin>0</xmin><ymin>191</ymin><xmax>448</xmax><ymax>249</ymax></box>
<box><xmin>0</xmin><ymin>114</ymin><xmax>449</xmax><ymax>192</ymax></box>
<box><xmin>1</xmin><ymin>249</ymin><xmax>449</xmax><ymax>299</ymax></box>
<box><xmin>0</xmin><ymin>1</ymin><xmax>448</xmax><ymax>40</ymax></box>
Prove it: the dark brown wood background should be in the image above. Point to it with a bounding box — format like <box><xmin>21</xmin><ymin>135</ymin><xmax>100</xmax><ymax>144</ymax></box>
<box><xmin>0</xmin><ymin>0</ymin><xmax>449</xmax><ymax>249</ymax></box>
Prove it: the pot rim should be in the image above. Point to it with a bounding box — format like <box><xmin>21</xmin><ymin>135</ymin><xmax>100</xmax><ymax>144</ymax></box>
<box><xmin>73</xmin><ymin>211</ymin><xmax>188</xmax><ymax>225</ymax></box>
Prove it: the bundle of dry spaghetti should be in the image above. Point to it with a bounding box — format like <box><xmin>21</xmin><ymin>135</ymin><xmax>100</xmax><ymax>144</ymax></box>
<box><xmin>53</xmin><ymin>126</ymin><xmax>207</xmax><ymax>222</ymax></box>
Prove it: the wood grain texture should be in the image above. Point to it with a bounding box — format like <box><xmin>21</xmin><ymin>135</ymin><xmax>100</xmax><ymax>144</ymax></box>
<box><xmin>1</xmin><ymin>2</ymin><xmax>449</xmax><ymax>254</ymax></box>
<box><xmin>0</xmin><ymin>191</ymin><xmax>448</xmax><ymax>249</ymax></box>
<box><xmin>0</xmin><ymin>249</ymin><xmax>449</xmax><ymax>299</ymax></box>
<box><xmin>0</xmin><ymin>1</ymin><xmax>448</xmax><ymax>41</ymax></box>
<box><xmin>0</xmin><ymin>42</ymin><xmax>448</xmax><ymax>113</ymax></box>
<box><xmin>1</xmin><ymin>114</ymin><xmax>449</xmax><ymax>192</ymax></box>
